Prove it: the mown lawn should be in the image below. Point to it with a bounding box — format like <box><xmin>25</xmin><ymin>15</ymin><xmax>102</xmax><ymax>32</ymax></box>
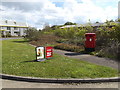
<box><xmin>2</xmin><ymin>39</ymin><xmax>118</xmax><ymax>78</ymax></box>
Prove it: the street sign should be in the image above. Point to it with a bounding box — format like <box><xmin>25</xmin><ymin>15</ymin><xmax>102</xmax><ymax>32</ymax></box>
<box><xmin>35</xmin><ymin>46</ymin><xmax>53</xmax><ymax>61</ymax></box>
<box><xmin>45</xmin><ymin>46</ymin><xmax>53</xmax><ymax>59</ymax></box>
<box><xmin>36</xmin><ymin>46</ymin><xmax>45</xmax><ymax>61</ymax></box>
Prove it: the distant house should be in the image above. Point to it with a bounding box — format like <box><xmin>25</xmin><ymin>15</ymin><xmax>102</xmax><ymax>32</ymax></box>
<box><xmin>0</xmin><ymin>20</ymin><xmax>28</xmax><ymax>37</ymax></box>
<box><xmin>118</xmin><ymin>1</ymin><xmax>120</xmax><ymax>19</ymax></box>
<box><xmin>60</xmin><ymin>23</ymin><xmax>117</xmax><ymax>30</ymax></box>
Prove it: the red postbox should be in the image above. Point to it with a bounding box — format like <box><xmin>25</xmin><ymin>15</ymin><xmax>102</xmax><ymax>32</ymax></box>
<box><xmin>85</xmin><ymin>33</ymin><xmax>96</xmax><ymax>52</ymax></box>
<box><xmin>45</xmin><ymin>46</ymin><xmax>53</xmax><ymax>59</ymax></box>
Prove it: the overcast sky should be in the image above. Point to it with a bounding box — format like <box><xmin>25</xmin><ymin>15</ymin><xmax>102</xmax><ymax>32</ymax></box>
<box><xmin>0</xmin><ymin>0</ymin><xmax>119</xmax><ymax>29</ymax></box>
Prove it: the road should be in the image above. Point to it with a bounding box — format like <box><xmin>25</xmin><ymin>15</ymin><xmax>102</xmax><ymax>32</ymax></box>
<box><xmin>1</xmin><ymin>79</ymin><xmax>119</xmax><ymax>88</ymax></box>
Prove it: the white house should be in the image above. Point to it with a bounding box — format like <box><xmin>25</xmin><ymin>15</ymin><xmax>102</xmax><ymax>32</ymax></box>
<box><xmin>118</xmin><ymin>1</ymin><xmax>120</xmax><ymax>19</ymax></box>
<box><xmin>0</xmin><ymin>20</ymin><xmax>28</xmax><ymax>37</ymax></box>
<box><xmin>60</xmin><ymin>22</ymin><xmax>117</xmax><ymax>29</ymax></box>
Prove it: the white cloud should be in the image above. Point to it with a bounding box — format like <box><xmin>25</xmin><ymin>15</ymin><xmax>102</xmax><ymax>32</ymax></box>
<box><xmin>0</xmin><ymin>0</ymin><xmax>119</xmax><ymax>29</ymax></box>
<box><xmin>93</xmin><ymin>0</ymin><xmax>119</xmax><ymax>3</ymax></box>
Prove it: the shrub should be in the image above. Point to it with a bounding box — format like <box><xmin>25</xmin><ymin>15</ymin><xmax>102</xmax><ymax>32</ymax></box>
<box><xmin>114</xmin><ymin>24</ymin><xmax>120</xmax><ymax>42</ymax></box>
<box><xmin>54</xmin><ymin>43</ymin><xmax>84</xmax><ymax>52</ymax></box>
<box><xmin>25</xmin><ymin>27</ymin><xmax>43</xmax><ymax>41</ymax></box>
<box><xmin>6</xmin><ymin>32</ymin><xmax>11</xmax><ymax>37</ymax></box>
<box><xmin>95</xmin><ymin>24</ymin><xmax>120</xmax><ymax>60</ymax></box>
<box><xmin>30</xmin><ymin>34</ymin><xmax>61</xmax><ymax>46</ymax></box>
<box><xmin>112</xmin><ymin>24</ymin><xmax>120</xmax><ymax>60</ymax></box>
<box><xmin>95</xmin><ymin>41</ymin><xmax>119</xmax><ymax>59</ymax></box>
<box><xmin>64</xmin><ymin>22</ymin><xmax>77</xmax><ymax>25</ymax></box>
<box><xmin>56</xmin><ymin>39</ymin><xmax>69</xmax><ymax>43</ymax></box>
<box><xmin>54</xmin><ymin>27</ymin><xmax>87</xmax><ymax>45</ymax></box>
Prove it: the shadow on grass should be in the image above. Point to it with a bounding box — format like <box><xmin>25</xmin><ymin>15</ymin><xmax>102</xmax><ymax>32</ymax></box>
<box><xmin>65</xmin><ymin>51</ymin><xmax>90</xmax><ymax>56</ymax></box>
<box><xmin>12</xmin><ymin>40</ymin><xmax>29</xmax><ymax>43</ymax></box>
<box><xmin>21</xmin><ymin>60</ymin><xmax>37</xmax><ymax>63</ymax></box>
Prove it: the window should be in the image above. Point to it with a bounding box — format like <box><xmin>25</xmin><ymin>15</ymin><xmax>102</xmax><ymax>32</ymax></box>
<box><xmin>2</xmin><ymin>27</ymin><xmax>6</xmax><ymax>29</ymax></box>
<box><xmin>7</xmin><ymin>27</ymin><xmax>11</xmax><ymax>30</ymax></box>
<box><xmin>14</xmin><ymin>27</ymin><xmax>18</xmax><ymax>30</ymax></box>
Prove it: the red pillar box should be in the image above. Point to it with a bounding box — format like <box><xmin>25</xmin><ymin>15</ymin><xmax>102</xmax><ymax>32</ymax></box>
<box><xmin>45</xmin><ymin>46</ymin><xmax>53</xmax><ymax>59</ymax></box>
<box><xmin>85</xmin><ymin>33</ymin><xmax>96</xmax><ymax>52</ymax></box>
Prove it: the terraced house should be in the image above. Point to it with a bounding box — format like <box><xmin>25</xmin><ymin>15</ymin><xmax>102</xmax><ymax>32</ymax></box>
<box><xmin>0</xmin><ymin>20</ymin><xmax>28</xmax><ymax>37</ymax></box>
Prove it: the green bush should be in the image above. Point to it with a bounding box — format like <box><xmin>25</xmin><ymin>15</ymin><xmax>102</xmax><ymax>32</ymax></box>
<box><xmin>95</xmin><ymin>41</ymin><xmax>119</xmax><ymax>59</ymax></box>
<box><xmin>95</xmin><ymin>24</ymin><xmax>120</xmax><ymax>60</ymax></box>
<box><xmin>54</xmin><ymin>27</ymin><xmax>87</xmax><ymax>45</ymax></box>
<box><xmin>114</xmin><ymin>24</ymin><xmax>120</xmax><ymax>60</ymax></box>
<box><xmin>54</xmin><ymin>43</ymin><xmax>84</xmax><ymax>52</ymax></box>
<box><xmin>114</xmin><ymin>24</ymin><xmax>120</xmax><ymax>42</ymax></box>
<box><xmin>30</xmin><ymin>34</ymin><xmax>60</xmax><ymax>46</ymax></box>
<box><xmin>64</xmin><ymin>21</ymin><xmax>77</xmax><ymax>25</ymax></box>
<box><xmin>6</xmin><ymin>32</ymin><xmax>11</xmax><ymax>37</ymax></box>
<box><xmin>56</xmin><ymin>39</ymin><xmax>69</xmax><ymax>43</ymax></box>
<box><xmin>25</xmin><ymin>27</ymin><xmax>43</xmax><ymax>41</ymax></box>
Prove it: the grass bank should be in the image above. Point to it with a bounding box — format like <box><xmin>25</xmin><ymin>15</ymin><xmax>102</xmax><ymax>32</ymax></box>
<box><xmin>2</xmin><ymin>39</ymin><xmax>118</xmax><ymax>78</ymax></box>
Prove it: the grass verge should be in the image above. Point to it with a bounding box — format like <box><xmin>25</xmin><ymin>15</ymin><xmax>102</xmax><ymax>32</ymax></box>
<box><xmin>2</xmin><ymin>39</ymin><xmax>118</xmax><ymax>78</ymax></box>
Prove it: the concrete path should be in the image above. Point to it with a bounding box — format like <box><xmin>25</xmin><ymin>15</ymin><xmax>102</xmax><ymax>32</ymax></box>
<box><xmin>1</xmin><ymin>79</ymin><xmax>119</xmax><ymax>88</ymax></box>
<box><xmin>0</xmin><ymin>37</ymin><xmax>23</xmax><ymax>40</ymax></box>
<box><xmin>54</xmin><ymin>49</ymin><xmax>119</xmax><ymax>70</ymax></box>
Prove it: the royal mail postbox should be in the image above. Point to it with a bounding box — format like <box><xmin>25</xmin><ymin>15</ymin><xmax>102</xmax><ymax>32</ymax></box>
<box><xmin>85</xmin><ymin>33</ymin><xmax>96</xmax><ymax>52</ymax></box>
<box><xmin>45</xmin><ymin>46</ymin><xmax>53</xmax><ymax>59</ymax></box>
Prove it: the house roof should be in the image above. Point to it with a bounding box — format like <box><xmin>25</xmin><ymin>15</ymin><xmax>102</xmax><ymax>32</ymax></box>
<box><xmin>0</xmin><ymin>20</ymin><xmax>28</xmax><ymax>28</ymax></box>
<box><xmin>60</xmin><ymin>22</ymin><xmax>117</xmax><ymax>29</ymax></box>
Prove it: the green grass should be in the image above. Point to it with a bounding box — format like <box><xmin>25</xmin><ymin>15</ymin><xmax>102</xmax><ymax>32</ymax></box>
<box><xmin>2</xmin><ymin>39</ymin><xmax>118</xmax><ymax>78</ymax></box>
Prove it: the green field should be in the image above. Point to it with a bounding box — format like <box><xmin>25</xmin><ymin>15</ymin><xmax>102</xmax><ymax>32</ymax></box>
<box><xmin>2</xmin><ymin>39</ymin><xmax>118</xmax><ymax>78</ymax></box>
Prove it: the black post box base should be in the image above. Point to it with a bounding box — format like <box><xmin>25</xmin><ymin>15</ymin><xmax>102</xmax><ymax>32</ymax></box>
<box><xmin>85</xmin><ymin>48</ymin><xmax>95</xmax><ymax>52</ymax></box>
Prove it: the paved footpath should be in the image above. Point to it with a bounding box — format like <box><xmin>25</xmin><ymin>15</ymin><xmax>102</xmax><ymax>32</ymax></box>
<box><xmin>1</xmin><ymin>79</ymin><xmax>119</xmax><ymax>88</ymax></box>
<box><xmin>54</xmin><ymin>49</ymin><xmax>119</xmax><ymax>70</ymax></box>
<box><xmin>0</xmin><ymin>37</ymin><xmax>23</xmax><ymax>40</ymax></box>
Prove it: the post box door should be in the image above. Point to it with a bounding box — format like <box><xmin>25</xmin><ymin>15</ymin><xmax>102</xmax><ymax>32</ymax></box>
<box><xmin>85</xmin><ymin>34</ymin><xmax>96</xmax><ymax>48</ymax></box>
